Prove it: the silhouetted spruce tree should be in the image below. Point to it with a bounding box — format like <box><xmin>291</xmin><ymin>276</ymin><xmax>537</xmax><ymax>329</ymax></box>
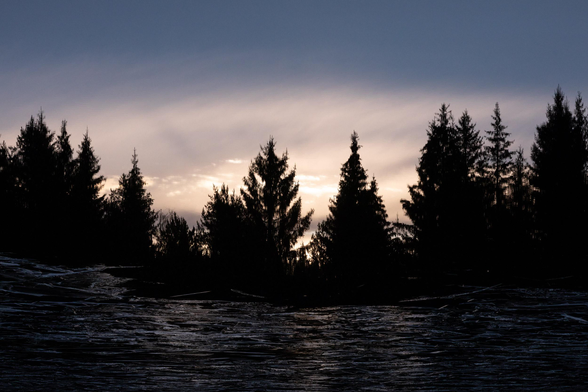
<box><xmin>507</xmin><ymin>147</ymin><xmax>535</xmax><ymax>271</ymax></box>
<box><xmin>13</xmin><ymin>112</ymin><xmax>60</xmax><ymax>254</ymax></box>
<box><xmin>458</xmin><ymin>110</ymin><xmax>487</xmax><ymax>176</ymax></box>
<box><xmin>530</xmin><ymin>87</ymin><xmax>588</xmax><ymax>274</ymax></box>
<box><xmin>402</xmin><ymin>105</ymin><xmax>486</xmax><ymax>274</ymax></box>
<box><xmin>456</xmin><ymin>110</ymin><xmax>485</xmax><ymax>181</ymax></box>
<box><xmin>509</xmin><ymin>148</ymin><xmax>533</xmax><ymax>219</ymax></box>
<box><xmin>106</xmin><ymin>150</ymin><xmax>157</xmax><ymax>264</ymax></box>
<box><xmin>483</xmin><ymin>104</ymin><xmax>515</xmax><ymax>272</ymax></box>
<box><xmin>155</xmin><ymin>211</ymin><xmax>199</xmax><ymax>262</ymax></box>
<box><xmin>70</xmin><ymin>130</ymin><xmax>106</xmax><ymax>261</ymax></box>
<box><xmin>311</xmin><ymin>132</ymin><xmax>391</xmax><ymax>291</ymax></box>
<box><xmin>55</xmin><ymin>120</ymin><xmax>74</xmax><ymax>197</ymax></box>
<box><xmin>485</xmin><ymin>103</ymin><xmax>514</xmax><ymax>211</ymax></box>
<box><xmin>241</xmin><ymin>137</ymin><xmax>313</xmax><ymax>284</ymax></box>
<box><xmin>449</xmin><ymin>110</ymin><xmax>488</xmax><ymax>271</ymax></box>
<box><xmin>402</xmin><ymin>104</ymin><xmax>458</xmax><ymax>271</ymax></box>
<box><xmin>52</xmin><ymin>120</ymin><xmax>76</xmax><ymax>255</ymax></box>
<box><xmin>455</xmin><ymin>111</ymin><xmax>487</xmax><ymax>260</ymax></box>
<box><xmin>198</xmin><ymin>184</ymin><xmax>253</xmax><ymax>288</ymax></box>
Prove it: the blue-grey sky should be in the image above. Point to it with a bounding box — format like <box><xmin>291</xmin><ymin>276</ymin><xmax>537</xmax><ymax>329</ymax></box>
<box><xmin>2</xmin><ymin>0</ymin><xmax>587</xmax><ymax>238</ymax></box>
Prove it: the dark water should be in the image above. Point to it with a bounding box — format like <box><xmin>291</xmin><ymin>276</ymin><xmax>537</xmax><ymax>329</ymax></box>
<box><xmin>1</xmin><ymin>255</ymin><xmax>588</xmax><ymax>391</ymax></box>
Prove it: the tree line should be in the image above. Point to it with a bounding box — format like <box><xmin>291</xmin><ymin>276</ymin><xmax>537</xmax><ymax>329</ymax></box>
<box><xmin>1</xmin><ymin>87</ymin><xmax>587</xmax><ymax>299</ymax></box>
<box><xmin>400</xmin><ymin>88</ymin><xmax>588</xmax><ymax>282</ymax></box>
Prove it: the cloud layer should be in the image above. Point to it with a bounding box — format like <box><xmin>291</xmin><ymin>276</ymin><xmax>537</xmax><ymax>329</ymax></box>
<box><xmin>0</xmin><ymin>74</ymin><xmax>552</xmax><ymax>238</ymax></box>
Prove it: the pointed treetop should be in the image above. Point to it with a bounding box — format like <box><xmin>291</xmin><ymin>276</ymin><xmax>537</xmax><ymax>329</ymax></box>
<box><xmin>263</xmin><ymin>135</ymin><xmax>276</xmax><ymax>152</ymax></box>
<box><xmin>555</xmin><ymin>85</ymin><xmax>565</xmax><ymax>104</ymax></box>
<box><xmin>436</xmin><ymin>103</ymin><xmax>453</xmax><ymax>126</ymax></box>
<box><xmin>60</xmin><ymin>120</ymin><xmax>67</xmax><ymax>134</ymax></box>
<box><xmin>548</xmin><ymin>86</ymin><xmax>571</xmax><ymax>118</ymax></box>
<box><xmin>350</xmin><ymin>131</ymin><xmax>361</xmax><ymax>155</ymax></box>
<box><xmin>457</xmin><ymin>109</ymin><xmax>475</xmax><ymax>130</ymax></box>
<box><xmin>491</xmin><ymin>103</ymin><xmax>506</xmax><ymax>131</ymax></box>
<box><xmin>56</xmin><ymin>120</ymin><xmax>72</xmax><ymax>151</ymax></box>
<box><xmin>132</xmin><ymin>148</ymin><xmax>138</xmax><ymax>167</ymax></box>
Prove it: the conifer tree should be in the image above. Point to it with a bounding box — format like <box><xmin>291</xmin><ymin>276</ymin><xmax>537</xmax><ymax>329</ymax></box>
<box><xmin>455</xmin><ymin>111</ymin><xmax>488</xmax><ymax>271</ymax></box>
<box><xmin>311</xmin><ymin>132</ymin><xmax>391</xmax><ymax>289</ymax></box>
<box><xmin>509</xmin><ymin>148</ymin><xmax>532</xmax><ymax>216</ymax></box>
<box><xmin>198</xmin><ymin>184</ymin><xmax>252</xmax><ymax>287</ymax></box>
<box><xmin>485</xmin><ymin>103</ymin><xmax>514</xmax><ymax>210</ymax></box>
<box><xmin>156</xmin><ymin>211</ymin><xmax>199</xmax><ymax>262</ymax></box>
<box><xmin>241</xmin><ymin>137</ymin><xmax>313</xmax><ymax>278</ymax></box>
<box><xmin>402</xmin><ymin>105</ymin><xmax>486</xmax><ymax>273</ymax></box>
<box><xmin>456</xmin><ymin>110</ymin><xmax>485</xmax><ymax>182</ymax></box>
<box><xmin>507</xmin><ymin>147</ymin><xmax>534</xmax><ymax>269</ymax></box>
<box><xmin>55</xmin><ymin>120</ymin><xmax>74</xmax><ymax>196</ymax></box>
<box><xmin>402</xmin><ymin>104</ymin><xmax>458</xmax><ymax>269</ymax></box>
<box><xmin>70</xmin><ymin>130</ymin><xmax>106</xmax><ymax>259</ymax></box>
<box><xmin>52</xmin><ymin>120</ymin><xmax>76</xmax><ymax>255</ymax></box>
<box><xmin>483</xmin><ymin>104</ymin><xmax>515</xmax><ymax>269</ymax></box>
<box><xmin>199</xmin><ymin>184</ymin><xmax>247</xmax><ymax>261</ymax></box>
<box><xmin>106</xmin><ymin>150</ymin><xmax>157</xmax><ymax>264</ymax></box>
<box><xmin>531</xmin><ymin>87</ymin><xmax>588</xmax><ymax>273</ymax></box>
<box><xmin>15</xmin><ymin>112</ymin><xmax>58</xmax><ymax>212</ymax></box>
<box><xmin>72</xmin><ymin>130</ymin><xmax>105</xmax><ymax>212</ymax></box>
<box><xmin>13</xmin><ymin>112</ymin><xmax>60</xmax><ymax>253</ymax></box>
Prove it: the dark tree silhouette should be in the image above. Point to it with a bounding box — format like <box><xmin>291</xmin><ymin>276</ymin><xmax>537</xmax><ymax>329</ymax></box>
<box><xmin>155</xmin><ymin>210</ymin><xmax>199</xmax><ymax>262</ymax></box>
<box><xmin>509</xmin><ymin>148</ymin><xmax>533</xmax><ymax>218</ymax></box>
<box><xmin>531</xmin><ymin>87</ymin><xmax>588</xmax><ymax>274</ymax></box>
<box><xmin>55</xmin><ymin>120</ymin><xmax>74</xmax><ymax>195</ymax></box>
<box><xmin>72</xmin><ymin>131</ymin><xmax>105</xmax><ymax>208</ymax></box>
<box><xmin>52</xmin><ymin>120</ymin><xmax>76</xmax><ymax>256</ymax></box>
<box><xmin>69</xmin><ymin>130</ymin><xmax>106</xmax><ymax>260</ymax></box>
<box><xmin>456</xmin><ymin>110</ymin><xmax>485</xmax><ymax>181</ymax></box>
<box><xmin>311</xmin><ymin>132</ymin><xmax>391</xmax><ymax>291</ymax></box>
<box><xmin>454</xmin><ymin>111</ymin><xmax>488</xmax><ymax>270</ymax></box>
<box><xmin>482</xmin><ymin>104</ymin><xmax>515</xmax><ymax>272</ymax></box>
<box><xmin>402</xmin><ymin>105</ymin><xmax>486</xmax><ymax>273</ymax></box>
<box><xmin>241</xmin><ymin>137</ymin><xmax>313</xmax><ymax>281</ymax></box>
<box><xmin>199</xmin><ymin>185</ymin><xmax>247</xmax><ymax>260</ymax></box>
<box><xmin>485</xmin><ymin>103</ymin><xmax>514</xmax><ymax>211</ymax></box>
<box><xmin>402</xmin><ymin>104</ymin><xmax>457</xmax><ymax>270</ymax></box>
<box><xmin>15</xmin><ymin>113</ymin><xmax>57</xmax><ymax>207</ymax></box>
<box><xmin>13</xmin><ymin>112</ymin><xmax>60</xmax><ymax>254</ymax></box>
<box><xmin>106</xmin><ymin>150</ymin><xmax>157</xmax><ymax>264</ymax></box>
<box><xmin>0</xmin><ymin>114</ymin><xmax>107</xmax><ymax>261</ymax></box>
<box><xmin>506</xmin><ymin>147</ymin><xmax>535</xmax><ymax>271</ymax></box>
<box><xmin>198</xmin><ymin>184</ymin><xmax>253</xmax><ymax>288</ymax></box>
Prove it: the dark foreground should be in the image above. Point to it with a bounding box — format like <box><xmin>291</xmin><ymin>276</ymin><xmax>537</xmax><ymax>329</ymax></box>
<box><xmin>1</xmin><ymin>254</ymin><xmax>587</xmax><ymax>391</ymax></box>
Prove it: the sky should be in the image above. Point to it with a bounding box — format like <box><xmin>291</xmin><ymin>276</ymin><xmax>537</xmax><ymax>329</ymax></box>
<box><xmin>1</xmin><ymin>0</ymin><xmax>587</xmax><ymax>242</ymax></box>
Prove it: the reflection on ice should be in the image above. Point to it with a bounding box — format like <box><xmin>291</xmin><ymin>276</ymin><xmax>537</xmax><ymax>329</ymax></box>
<box><xmin>1</xmin><ymin>254</ymin><xmax>588</xmax><ymax>390</ymax></box>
